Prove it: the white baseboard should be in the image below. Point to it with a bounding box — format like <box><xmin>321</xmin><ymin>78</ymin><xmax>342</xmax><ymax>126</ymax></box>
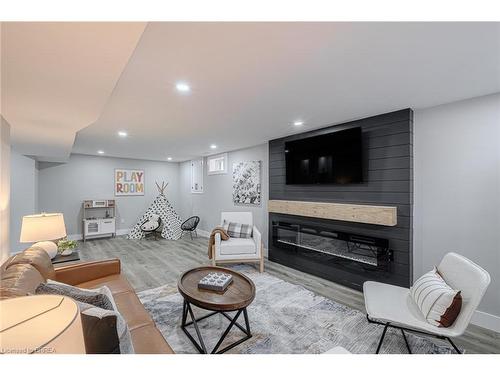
<box><xmin>196</xmin><ymin>229</ymin><xmax>210</xmax><ymax>238</ymax></box>
<box><xmin>471</xmin><ymin>310</ymin><xmax>500</xmax><ymax>333</ymax></box>
<box><xmin>117</xmin><ymin>229</ymin><xmax>130</xmax><ymax>236</ymax></box>
<box><xmin>71</xmin><ymin>228</ymin><xmax>216</xmax><ymax>240</ymax></box>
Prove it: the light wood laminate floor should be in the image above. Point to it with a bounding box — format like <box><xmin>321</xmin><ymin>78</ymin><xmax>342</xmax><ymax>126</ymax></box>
<box><xmin>78</xmin><ymin>235</ymin><xmax>500</xmax><ymax>354</ymax></box>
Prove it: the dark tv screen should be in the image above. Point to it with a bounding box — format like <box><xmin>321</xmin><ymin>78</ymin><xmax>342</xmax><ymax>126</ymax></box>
<box><xmin>285</xmin><ymin>127</ymin><xmax>363</xmax><ymax>184</ymax></box>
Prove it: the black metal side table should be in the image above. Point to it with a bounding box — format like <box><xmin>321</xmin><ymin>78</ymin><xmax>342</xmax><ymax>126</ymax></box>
<box><xmin>180</xmin><ymin>300</ymin><xmax>252</xmax><ymax>354</ymax></box>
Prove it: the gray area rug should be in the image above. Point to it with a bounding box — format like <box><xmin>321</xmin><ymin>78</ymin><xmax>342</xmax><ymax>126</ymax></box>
<box><xmin>137</xmin><ymin>266</ymin><xmax>454</xmax><ymax>354</ymax></box>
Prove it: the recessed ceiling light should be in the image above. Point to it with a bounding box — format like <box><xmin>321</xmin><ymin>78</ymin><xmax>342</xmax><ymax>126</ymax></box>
<box><xmin>175</xmin><ymin>82</ymin><xmax>191</xmax><ymax>93</ymax></box>
<box><xmin>210</xmin><ymin>144</ymin><xmax>217</xmax><ymax>149</ymax></box>
<box><xmin>97</xmin><ymin>150</ymin><xmax>105</xmax><ymax>154</ymax></box>
<box><xmin>167</xmin><ymin>157</ymin><xmax>172</xmax><ymax>161</ymax></box>
<box><xmin>293</xmin><ymin>120</ymin><xmax>304</xmax><ymax>126</ymax></box>
<box><xmin>118</xmin><ymin>131</ymin><xmax>128</xmax><ymax>137</ymax></box>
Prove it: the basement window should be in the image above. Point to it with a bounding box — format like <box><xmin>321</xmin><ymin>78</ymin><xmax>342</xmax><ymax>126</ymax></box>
<box><xmin>207</xmin><ymin>153</ymin><xmax>228</xmax><ymax>175</ymax></box>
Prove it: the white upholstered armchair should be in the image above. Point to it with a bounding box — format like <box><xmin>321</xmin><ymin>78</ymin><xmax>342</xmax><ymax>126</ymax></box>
<box><xmin>211</xmin><ymin>212</ymin><xmax>264</xmax><ymax>272</ymax></box>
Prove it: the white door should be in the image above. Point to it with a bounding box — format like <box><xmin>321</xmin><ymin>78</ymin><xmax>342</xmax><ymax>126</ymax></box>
<box><xmin>85</xmin><ymin>220</ymin><xmax>100</xmax><ymax>236</ymax></box>
<box><xmin>191</xmin><ymin>158</ymin><xmax>204</xmax><ymax>193</ymax></box>
<box><xmin>100</xmin><ymin>218</ymin><xmax>115</xmax><ymax>234</ymax></box>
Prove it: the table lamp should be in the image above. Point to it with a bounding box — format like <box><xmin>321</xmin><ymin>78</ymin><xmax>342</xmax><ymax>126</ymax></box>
<box><xmin>0</xmin><ymin>295</ymin><xmax>86</xmax><ymax>354</ymax></box>
<box><xmin>19</xmin><ymin>213</ymin><xmax>67</xmax><ymax>259</ymax></box>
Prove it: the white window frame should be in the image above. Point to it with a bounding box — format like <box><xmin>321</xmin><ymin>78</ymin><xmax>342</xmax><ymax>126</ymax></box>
<box><xmin>207</xmin><ymin>153</ymin><xmax>228</xmax><ymax>175</ymax></box>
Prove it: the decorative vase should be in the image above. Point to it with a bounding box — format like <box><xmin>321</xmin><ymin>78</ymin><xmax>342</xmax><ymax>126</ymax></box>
<box><xmin>61</xmin><ymin>249</ymin><xmax>73</xmax><ymax>256</ymax></box>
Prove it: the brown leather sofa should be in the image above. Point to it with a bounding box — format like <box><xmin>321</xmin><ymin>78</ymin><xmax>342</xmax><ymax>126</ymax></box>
<box><xmin>0</xmin><ymin>246</ymin><xmax>174</xmax><ymax>354</ymax></box>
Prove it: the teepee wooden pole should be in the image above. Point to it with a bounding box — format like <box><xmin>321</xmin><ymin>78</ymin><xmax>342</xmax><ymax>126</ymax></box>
<box><xmin>155</xmin><ymin>181</ymin><xmax>169</xmax><ymax>195</ymax></box>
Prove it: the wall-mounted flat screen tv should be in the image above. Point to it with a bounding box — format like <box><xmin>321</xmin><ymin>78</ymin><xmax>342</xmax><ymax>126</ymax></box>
<box><xmin>285</xmin><ymin>127</ymin><xmax>363</xmax><ymax>184</ymax></box>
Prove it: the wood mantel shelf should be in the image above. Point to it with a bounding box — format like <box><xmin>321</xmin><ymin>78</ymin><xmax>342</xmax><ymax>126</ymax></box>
<box><xmin>268</xmin><ymin>200</ymin><xmax>397</xmax><ymax>227</ymax></box>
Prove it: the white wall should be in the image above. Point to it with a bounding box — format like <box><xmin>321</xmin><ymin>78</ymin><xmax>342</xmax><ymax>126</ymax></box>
<box><xmin>179</xmin><ymin>143</ymin><xmax>269</xmax><ymax>249</ymax></box>
<box><xmin>9</xmin><ymin>149</ymin><xmax>38</xmax><ymax>253</ymax></box>
<box><xmin>38</xmin><ymin>154</ymin><xmax>181</xmax><ymax>237</ymax></box>
<box><xmin>0</xmin><ymin>116</ymin><xmax>11</xmax><ymax>262</ymax></box>
<box><xmin>414</xmin><ymin>93</ymin><xmax>500</xmax><ymax>331</ymax></box>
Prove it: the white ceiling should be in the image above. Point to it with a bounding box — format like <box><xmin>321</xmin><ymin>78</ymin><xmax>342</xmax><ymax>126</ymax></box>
<box><xmin>1</xmin><ymin>22</ymin><xmax>146</xmax><ymax>161</ymax></box>
<box><xmin>3</xmin><ymin>22</ymin><xmax>500</xmax><ymax>162</ymax></box>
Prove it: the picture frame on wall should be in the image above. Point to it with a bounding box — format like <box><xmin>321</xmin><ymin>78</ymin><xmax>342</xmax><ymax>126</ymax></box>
<box><xmin>232</xmin><ymin>161</ymin><xmax>261</xmax><ymax>205</ymax></box>
<box><xmin>115</xmin><ymin>169</ymin><xmax>145</xmax><ymax>196</ymax></box>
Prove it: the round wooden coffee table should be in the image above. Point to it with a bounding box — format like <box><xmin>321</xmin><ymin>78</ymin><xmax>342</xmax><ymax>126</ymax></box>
<box><xmin>178</xmin><ymin>266</ymin><xmax>256</xmax><ymax>354</ymax></box>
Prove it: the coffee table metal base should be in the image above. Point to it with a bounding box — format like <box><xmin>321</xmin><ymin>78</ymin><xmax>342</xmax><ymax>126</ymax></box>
<box><xmin>181</xmin><ymin>299</ymin><xmax>252</xmax><ymax>354</ymax></box>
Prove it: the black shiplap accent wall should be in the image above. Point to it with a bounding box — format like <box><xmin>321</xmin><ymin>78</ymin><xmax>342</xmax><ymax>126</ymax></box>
<box><xmin>269</xmin><ymin>109</ymin><xmax>413</xmax><ymax>288</ymax></box>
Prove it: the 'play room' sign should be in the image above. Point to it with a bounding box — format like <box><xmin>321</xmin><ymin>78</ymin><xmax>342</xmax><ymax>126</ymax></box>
<box><xmin>115</xmin><ymin>169</ymin><xmax>145</xmax><ymax>196</ymax></box>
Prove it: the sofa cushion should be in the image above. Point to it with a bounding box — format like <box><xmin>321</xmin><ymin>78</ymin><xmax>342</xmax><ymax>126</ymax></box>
<box><xmin>0</xmin><ymin>263</ymin><xmax>45</xmax><ymax>297</ymax></box>
<box><xmin>220</xmin><ymin>237</ymin><xmax>256</xmax><ymax>255</ymax></box>
<box><xmin>80</xmin><ymin>301</ymin><xmax>134</xmax><ymax>354</ymax></box>
<box><xmin>36</xmin><ymin>280</ymin><xmax>114</xmax><ymax>310</ymax></box>
<box><xmin>0</xmin><ymin>287</ymin><xmax>26</xmax><ymax>300</ymax></box>
<box><xmin>79</xmin><ymin>305</ymin><xmax>120</xmax><ymax>354</ymax></box>
<box><xmin>1</xmin><ymin>255</ymin><xmax>15</xmax><ymax>274</ymax></box>
<box><xmin>76</xmin><ymin>274</ymin><xmax>135</xmax><ymax>295</ymax></box>
<box><xmin>113</xmin><ymin>291</ymin><xmax>154</xmax><ymax>330</ymax></box>
<box><xmin>5</xmin><ymin>247</ymin><xmax>55</xmax><ymax>280</ymax></box>
<box><xmin>130</xmin><ymin>323</ymin><xmax>174</xmax><ymax>354</ymax></box>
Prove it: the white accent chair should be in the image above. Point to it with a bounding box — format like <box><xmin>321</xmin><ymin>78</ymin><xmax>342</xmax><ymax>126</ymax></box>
<box><xmin>211</xmin><ymin>212</ymin><xmax>264</xmax><ymax>272</ymax></box>
<box><xmin>363</xmin><ymin>252</ymin><xmax>490</xmax><ymax>354</ymax></box>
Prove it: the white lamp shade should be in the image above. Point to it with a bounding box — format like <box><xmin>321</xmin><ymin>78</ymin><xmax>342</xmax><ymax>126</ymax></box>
<box><xmin>0</xmin><ymin>295</ymin><xmax>86</xmax><ymax>354</ymax></box>
<box><xmin>20</xmin><ymin>213</ymin><xmax>67</xmax><ymax>242</ymax></box>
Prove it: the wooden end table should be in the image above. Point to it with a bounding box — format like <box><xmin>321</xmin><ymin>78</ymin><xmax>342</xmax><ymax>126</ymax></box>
<box><xmin>51</xmin><ymin>250</ymin><xmax>80</xmax><ymax>265</ymax></box>
<box><xmin>177</xmin><ymin>266</ymin><xmax>256</xmax><ymax>354</ymax></box>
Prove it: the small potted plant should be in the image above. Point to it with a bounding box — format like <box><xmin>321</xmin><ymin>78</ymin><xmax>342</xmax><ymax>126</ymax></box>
<box><xmin>57</xmin><ymin>238</ymin><xmax>78</xmax><ymax>256</ymax></box>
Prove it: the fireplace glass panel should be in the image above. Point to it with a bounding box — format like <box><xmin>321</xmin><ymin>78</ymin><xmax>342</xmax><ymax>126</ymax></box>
<box><xmin>273</xmin><ymin>222</ymin><xmax>389</xmax><ymax>267</ymax></box>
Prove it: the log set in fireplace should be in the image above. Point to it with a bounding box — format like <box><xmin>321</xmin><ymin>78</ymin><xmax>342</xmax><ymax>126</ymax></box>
<box><xmin>270</xmin><ymin>219</ymin><xmax>393</xmax><ymax>290</ymax></box>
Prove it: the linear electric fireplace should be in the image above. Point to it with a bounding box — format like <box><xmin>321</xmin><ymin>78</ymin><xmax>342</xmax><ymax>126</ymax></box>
<box><xmin>268</xmin><ymin>109</ymin><xmax>414</xmax><ymax>290</ymax></box>
<box><xmin>274</xmin><ymin>221</ymin><xmax>390</xmax><ymax>267</ymax></box>
<box><xmin>269</xmin><ymin>218</ymin><xmax>394</xmax><ymax>290</ymax></box>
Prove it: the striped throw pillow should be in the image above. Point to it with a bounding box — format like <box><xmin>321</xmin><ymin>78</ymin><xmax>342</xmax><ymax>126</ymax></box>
<box><xmin>410</xmin><ymin>267</ymin><xmax>462</xmax><ymax>327</ymax></box>
<box><xmin>223</xmin><ymin>221</ymin><xmax>253</xmax><ymax>238</ymax></box>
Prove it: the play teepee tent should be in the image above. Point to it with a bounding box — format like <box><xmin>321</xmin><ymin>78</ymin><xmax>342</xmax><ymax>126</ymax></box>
<box><xmin>128</xmin><ymin>181</ymin><xmax>183</xmax><ymax>240</ymax></box>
